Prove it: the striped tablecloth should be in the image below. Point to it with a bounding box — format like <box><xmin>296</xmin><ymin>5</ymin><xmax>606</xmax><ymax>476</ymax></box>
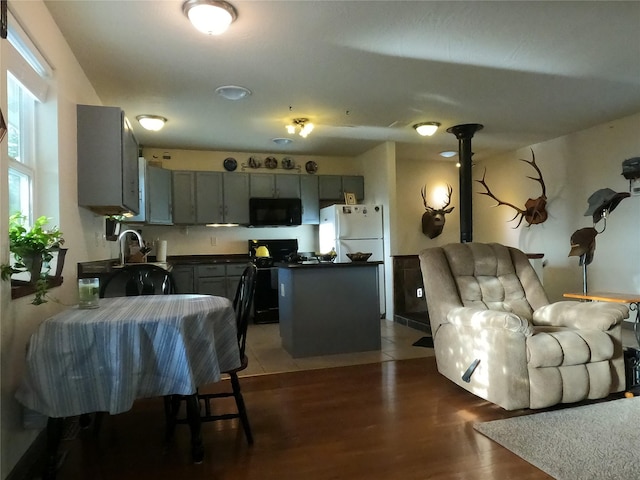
<box><xmin>16</xmin><ymin>294</ymin><xmax>240</xmax><ymax>418</ymax></box>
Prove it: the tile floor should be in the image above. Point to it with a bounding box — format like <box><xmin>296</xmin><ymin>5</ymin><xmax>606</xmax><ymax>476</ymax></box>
<box><xmin>241</xmin><ymin>319</ymin><xmax>434</xmax><ymax>376</ymax></box>
<box><xmin>240</xmin><ymin>320</ymin><xmax>639</xmax><ymax>377</ymax></box>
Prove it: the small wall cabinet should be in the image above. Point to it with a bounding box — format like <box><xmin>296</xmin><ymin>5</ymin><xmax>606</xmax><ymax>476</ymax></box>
<box><xmin>172</xmin><ymin>171</ymin><xmax>249</xmax><ymax>224</ymax></box>
<box><xmin>300</xmin><ymin>175</ymin><xmax>320</xmax><ymax>224</ymax></box>
<box><xmin>250</xmin><ymin>173</ymin><xmax>301</xmax><ymax>198</ymax></box>
<box><xmin>77</xmin><ymin>104</ymin><xmax>139</xmax><ymax>215</ymax></box>
<box><xmin>129</xmin><ymin>159</ymin><xmax>172</xmax><ymax>225</ymax></box>
<box><xmin>318</xmin><ymin>175</ymin><xmax>364</xmax><ymax>201</ymax></box>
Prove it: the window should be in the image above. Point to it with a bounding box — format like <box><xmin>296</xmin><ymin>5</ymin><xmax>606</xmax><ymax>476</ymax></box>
<box><xmin>7</xmin><ymin>72</ymin><xmax>37</xmax><ymax>224</ymax></box>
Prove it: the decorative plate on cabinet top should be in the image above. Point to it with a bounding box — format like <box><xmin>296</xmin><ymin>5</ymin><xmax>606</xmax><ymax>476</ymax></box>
<box><xmin>282</xmin><ymin>157</ymin><xmax>295</xmax><ymax>170</ymax></box>
<box><xmin>223</xmin><ymin>157</ymin><xmax>237</xmax><ymax>171</ymax></box>
<box><xmin>265</xmin><ymin>156</ymin><xmax>278</xmax><ymax>169</ymax></box>
<box><xmin>248</xmin><ymin>156</ymin><xmax>261</xmax><ymax>168</ymax></box>
<box><xmin>305</xmin><ymin>160</ymin><xmax>318</xmax><ymax>174</ymax></box>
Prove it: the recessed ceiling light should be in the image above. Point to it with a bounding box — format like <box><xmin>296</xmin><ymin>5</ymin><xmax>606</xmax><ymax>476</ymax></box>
<box><xmin>440</xmin><ymin>151</ymin><xmax>457</xmax><ymax>158</ymax></box>
<box><xmin>272</xmin><ymin>138</ymin><xmax>293</xmax><ymax>145</ymax></box>
<box><xmin>215</xmin><ymin>85</ymin><xmax>251</xmax><ymax>100</ymax></box>
<box><xmin>136</xmin><ymin>115</ymin><xmax>167</xmax><ymax>131</ymax></box>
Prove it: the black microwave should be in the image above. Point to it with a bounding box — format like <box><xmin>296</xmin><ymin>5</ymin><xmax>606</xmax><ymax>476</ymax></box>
<box><xmin>249</xmin><ymin>198</ymin><xmax>302</xmax><ymax>227</ymax></box>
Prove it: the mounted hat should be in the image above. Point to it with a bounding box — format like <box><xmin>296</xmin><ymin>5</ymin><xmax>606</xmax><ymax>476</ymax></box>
<box><xmin>584</xmin><ymin>188</ymin><xmax>630</xmax><ymax>223</ymax></box>
<box><xmin>568</xmin><ymin>227</ymin><xmax>598</xmax><ymax>266</ymax></box>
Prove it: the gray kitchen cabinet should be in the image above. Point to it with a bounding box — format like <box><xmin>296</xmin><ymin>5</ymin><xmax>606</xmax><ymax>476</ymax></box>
<box><xmin>223</xmin><ymin>173</ymin><xmax>250</xmax><ymax>224</ymax></box>
<box><xmin>196</xmin><ymin>172</ymin><xmax>224</xmax><ymax>224</ymax></box>
<box><xmin>250</xmin><ymin>173</ymin><xmax>300</xmax><ymax>198</ymax></box>
<box><xmin>196</xmin><ymin>264</ymin><xmax>227</xmax><ymax>297</ymax></box>
<box><xmin>300</xmin><ymin>175</ymin><xmax>319</xmax><ymax>224</ymax></box>
<box><xmin>342</xmin><ymin>175</ymin><xmax>365</xmax><ymax>201</ymax></box>
<box><xmin>77</xmin><ymin>104</ymin><xmax>139</xmax><ymax>215</ymax></box>
<box><xmin>130</xmin><ymin>160</ymin><xmax>173</xmax><ymax>224</ymax></box>
<box><xmin>194</xmin><ymin>263</ymin><xmax>248</xmax><ymax>298</ymax></box>
<box><xmin>318</xmin><ymin>175</ymin><xmax>364</xmax><ymax>201</ymax></box>
<box><xmin>172</xmin><ymin>171</ymin><xmax>196</xmax><ymax>224</ymax></box>
<box><xmin>147</xmin><ymin>165</ymin><xmax>173</xmax><ymax>224</ymax></box>
<box><xmin>171</xmin><ymin>265</ymin><xmax>195</xmax><ymax>293</ymax></box>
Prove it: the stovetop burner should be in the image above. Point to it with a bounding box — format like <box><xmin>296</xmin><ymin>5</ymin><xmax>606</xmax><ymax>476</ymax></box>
<box><xmin>248</xmin><ymin>239</ymin><xmax>299</xmax><ymax>264</ymax></box>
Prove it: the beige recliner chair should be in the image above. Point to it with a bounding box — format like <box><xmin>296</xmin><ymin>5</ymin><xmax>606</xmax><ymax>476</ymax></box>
<box><xmin>419</xmin><ymin>242</ymin><xmax>628</xmax><ymax>410</ymax></box>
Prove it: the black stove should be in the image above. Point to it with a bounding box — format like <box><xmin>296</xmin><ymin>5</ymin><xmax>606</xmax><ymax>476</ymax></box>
<box><xmin>248</xmin><ymin>239</ymin><xmax>298</xmax><ymax>324</ymax></box>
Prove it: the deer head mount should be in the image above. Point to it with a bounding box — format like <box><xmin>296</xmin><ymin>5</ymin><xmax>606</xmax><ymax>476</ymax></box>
<box><xmin>421</xmin><ymin>184</ymin><xmax>454</xmax><ymax>239</ymax></box>
<box><xmin>476</xmin><ymin>149</ymin><xmax>548</xmax><ymax>228</ymax></box>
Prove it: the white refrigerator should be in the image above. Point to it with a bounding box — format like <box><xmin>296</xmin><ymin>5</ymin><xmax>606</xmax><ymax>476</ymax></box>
<box><xmin>319</xmin><ymin>204</ymin><xmax>385</xmax><ymax>316</ymax></box>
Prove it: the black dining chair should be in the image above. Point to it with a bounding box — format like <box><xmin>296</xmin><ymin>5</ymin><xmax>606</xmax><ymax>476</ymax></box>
<box><xmin>164</xmin><ymin>263</ymin><xmax>257</xmax><ymax>458</ymax></box>
<box><xmin>100</xmin><ymin>263</ymin><xmax>177</xmax><ymax>298</ymax></box>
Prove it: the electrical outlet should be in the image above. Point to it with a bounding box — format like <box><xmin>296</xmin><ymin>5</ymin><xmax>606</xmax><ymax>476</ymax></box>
<box><xmin>417</xmin><ymin>287</ymin><xmax>423</xmax><ymax>298</ymax></box>
<box><xmin>280</xmin><ymin>283</ymin><xmax>285</xmax><ymax>297</ymax></box>
<box><xmin>210</xmin><ymin>236</ymin><xmax>217</xmax><ymax>246</ymax></box>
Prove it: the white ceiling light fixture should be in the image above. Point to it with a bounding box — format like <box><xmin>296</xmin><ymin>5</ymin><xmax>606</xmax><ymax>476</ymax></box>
<box><xmin>136</xmin><ymin>115</ymin><xmax>167</xmax><ymax>131</ymax></box>
<box><xmin>215</xmin><ymin>85</ymin><xmax>251</xmax><ymax>100</ymax></box>
<box><xmin>413</xmin><ymin>122</ymin><xmax>441</xmax><ymax>137</ymax></box>
<box><xmin>439</xmin><ymin>150</ymin><xmax>457</xmax><ymax>158</ymax></box>
<box><xmin>286</xmin><ymin>118</ymin><xmax>314</xmax><ymax>138</ymax></box>
<box><xmin>182</xmin><ymin>0</ymin><xmax>238</xmax><ymax>35</ymax></box>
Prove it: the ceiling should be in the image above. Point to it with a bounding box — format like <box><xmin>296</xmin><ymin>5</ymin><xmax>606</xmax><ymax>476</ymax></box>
<box><xmin>43</xmin><ymin>1</ymin><xmax>640</xmax><ymax>162</ymax></box>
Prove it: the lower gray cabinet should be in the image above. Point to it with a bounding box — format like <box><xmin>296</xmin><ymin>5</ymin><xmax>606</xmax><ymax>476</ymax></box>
<box><xmin>171</xmin><ymin>265</ymin><xmax>195</xmax><ymax>294</ymax></box>
<box><xmin>196</xmin><ymin>264</ymin><xmax>227</xmax><ymax>297</ymax></box>
<box><xmin>173</xmin><ymin>262</ymin><xmax>249</xmax><ymax>299</ymax></box>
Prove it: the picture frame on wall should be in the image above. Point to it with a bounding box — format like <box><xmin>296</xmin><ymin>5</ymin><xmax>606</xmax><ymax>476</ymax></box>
<box><xmin>344</xmin><ymin>192</ymin><xmax>357</xmax><ymax>205</ymax></box>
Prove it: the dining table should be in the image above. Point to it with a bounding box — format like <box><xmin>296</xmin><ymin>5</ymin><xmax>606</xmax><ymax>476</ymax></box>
<box><xmin>15</xmin><ymin>294</ymin><xmax>240</xmax><ymax>479</ymax></box>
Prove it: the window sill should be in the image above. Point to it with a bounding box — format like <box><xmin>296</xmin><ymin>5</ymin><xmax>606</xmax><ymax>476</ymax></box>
<box><xmin>11</xmin><ymin>277</ymin><xmax>64</xmax><ymax>300</ymax></box>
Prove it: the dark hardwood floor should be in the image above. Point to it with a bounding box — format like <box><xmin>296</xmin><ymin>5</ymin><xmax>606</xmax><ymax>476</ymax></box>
<box><xmin>52</xmin><ymin>357</ymin><xmax>564</xmax><ymax>479</ymax></box>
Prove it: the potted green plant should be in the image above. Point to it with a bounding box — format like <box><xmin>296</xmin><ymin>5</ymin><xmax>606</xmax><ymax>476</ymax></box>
<box><xmin>1</xmin><ymin>213</ymin><xmax>65</xmax><ymax>305</ymax></box>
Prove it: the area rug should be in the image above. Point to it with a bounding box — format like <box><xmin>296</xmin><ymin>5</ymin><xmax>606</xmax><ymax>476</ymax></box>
<box><xmin>474</xmin><ymin>397</ymin><xmax>640</xmax><ymax>480</ymax></box>
<box><xmin>412</xmin><ymin>336</ymin><xmax>434</xmax><ymax>348</ymax></box>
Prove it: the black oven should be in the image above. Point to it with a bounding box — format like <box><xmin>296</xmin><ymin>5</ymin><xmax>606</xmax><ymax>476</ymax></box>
<box><xmin>248</xmin><ymin>239</ymin><xmax>298</xmax><ymax>323</ymax></box>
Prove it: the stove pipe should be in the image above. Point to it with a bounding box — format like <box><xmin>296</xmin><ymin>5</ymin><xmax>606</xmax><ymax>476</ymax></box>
<box><xmin>446</xmin><ymin>123</ymin><xmax>484</xmax><ymax>243</ymax></box>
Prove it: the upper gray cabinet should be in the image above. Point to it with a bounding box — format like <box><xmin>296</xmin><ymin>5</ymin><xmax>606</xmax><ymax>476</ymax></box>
<box><xmin>318</xmin><ymin>175</ymin><xmax>364</xmax><ymax>201</ymax></box>
<box><xmin>77</xmin><ymin>104</ymin><xmax>139</xmax><ymax>215</ymax></box>
<box><xmin>147</xmin><ymin>165</ymin><xmax>173</xmax><ymax>224</ymax></box>
<box><xmin>172</xmin><ymin>171</ymin><xmax>249</xmax><ymax>225</ymax></box>
<box><xmin>300</xmin><ymin>175</ymin><xmax>319</xmax><ymax>224</ymax></box>
<box><xmin>196</xmin><ymin>172</ymin><xmax>224</xmax><ymax>224</ymax></box>
<box><xmin>129</xmin><ymin>159</ymin><xmax>172</xmax><ymax>225</ymax></box>
<box><xmin>223</xmin><ymin>173</ymin><xmax>250</xmax><ymax>224</ymax></box>
<box><xmin>172</xmin><ymin>171</ymin><xmax>196</xmax><ymax>224</ymax></box>
<box><xmin>250</xmin><ymin>173</ymin><xmax>300</xmax><ymax>198</ymax></box>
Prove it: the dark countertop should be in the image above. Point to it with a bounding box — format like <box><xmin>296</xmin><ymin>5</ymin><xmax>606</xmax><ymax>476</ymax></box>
<box><xmin>277</xmin><ymin>261</ymin><xmax>382</xmax><ymax>269</ymax></box>
<box><xmin>78</xmin><ymin>254</ymin><xmax>251</xmax><ymax>276</ymax></box>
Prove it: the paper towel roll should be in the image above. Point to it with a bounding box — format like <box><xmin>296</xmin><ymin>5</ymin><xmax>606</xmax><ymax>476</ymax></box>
<box><xmin>157</xmin><ymin>240</ymin><xmax>167</xmax><ymax>262</ymax></box>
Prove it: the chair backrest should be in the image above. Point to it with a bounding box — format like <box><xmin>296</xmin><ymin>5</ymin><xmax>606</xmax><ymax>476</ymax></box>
<box><xmin>232</xmin><ymin>264</ymin><xmax>257</xmax><ymax>357</ymax></box>
<box><xmin>419</xmin><ymin>243</ymin><xmax>549</xmax><ymax>334</ymax></box>
<box><xmin>100</xmin><ymin>264</ymin><xmax>177</xmax><ymax>298</ymax></box>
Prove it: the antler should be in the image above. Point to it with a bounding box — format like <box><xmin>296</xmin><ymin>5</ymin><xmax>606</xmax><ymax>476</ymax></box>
<box><xmin>520</xmin><ymin>148</ymin><xmax>546</xmax><ymax>198</ymax></box>
<box><xmin>442</xmin><ymin>184</ymin><xmax>453</xmax><ymax>210</ymax></box>
<box><xmin>476</xmin><ymin>169</ymin><xmax>528</xmax><ymax>228</ymax></box>
<box><xmin>421</xmin><ymin>185</ymin><xmax>433</xmax><ymax>212</ymax></box>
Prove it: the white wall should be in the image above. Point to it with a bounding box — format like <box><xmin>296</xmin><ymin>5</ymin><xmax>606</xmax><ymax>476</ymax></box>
<box><xmin>0</xmin><ymin>2</ymin><xmax>106</xmax><ymax>477</ymax></box>
<box><xmin>474</xmin><ymin>112</ymin><xmax>640</xmax><ymax>302</ymax></box>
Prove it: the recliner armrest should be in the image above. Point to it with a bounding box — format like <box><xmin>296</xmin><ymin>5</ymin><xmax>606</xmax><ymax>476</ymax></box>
<box><xmin>533</xmin><ymin>301</ymin><xmax>628</xmax><ymax>331</ymax></box>
<box><xmin>447</xmin><ymin>307</ymin><xmax>533</xmax><ymax>335</ymax></box>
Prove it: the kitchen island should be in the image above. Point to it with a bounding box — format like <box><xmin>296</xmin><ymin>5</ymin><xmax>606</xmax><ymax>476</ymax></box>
<box><xmin>277</xmin><ymin>261</ymin><xmax>382</xmax><ymax>358</ymax></box>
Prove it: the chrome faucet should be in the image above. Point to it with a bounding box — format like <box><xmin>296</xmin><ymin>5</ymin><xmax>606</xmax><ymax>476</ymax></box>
<box><xmin>117</xmin><ymin>229</ymin><xmax>144</xmax><ymax>265</ymax></box>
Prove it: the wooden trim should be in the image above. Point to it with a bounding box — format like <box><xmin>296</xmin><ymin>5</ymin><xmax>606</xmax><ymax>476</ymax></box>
<box><xmin>563</xmin><ymin>291</ymin><xmax>640</xmax><ymax>304</ymax></box>
<box><xmin>10</xmin><ymin>277</ymin><xmax>64</xmax><ymax>300</ymax></box>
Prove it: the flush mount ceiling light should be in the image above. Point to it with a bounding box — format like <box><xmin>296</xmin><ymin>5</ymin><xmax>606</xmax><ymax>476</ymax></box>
<box><xmin>136</xmin><ymin>115</ymin><xmax>167</xmax><ymax>131</ymax></box>
<box><xmin>182</xmin><ymin>0</ymin><xmax>238</xmax><ymax>35</ymax></box>
<box><xmin>286</xmin><ymin>118</ymin><xmax>314</xmax><ymax>138</ymax></box>
<box><xmin>272</xmin><ymin>138</ymin><xmax>293</xmax><ymax>145</ymax></box>
<box><xmin>215</xmin><ymin>85</ymin><xmax>251</xmax><ymax>100</ymax></box>
<box><xmin>413</xmin><ymin>122</ymin><xmax>441</xmax><ymax>137</ymax></box>
<box><xmin>439</xmin><ymin>150</ymin><xmax>457</xmax><ymax>158</ymax></box>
